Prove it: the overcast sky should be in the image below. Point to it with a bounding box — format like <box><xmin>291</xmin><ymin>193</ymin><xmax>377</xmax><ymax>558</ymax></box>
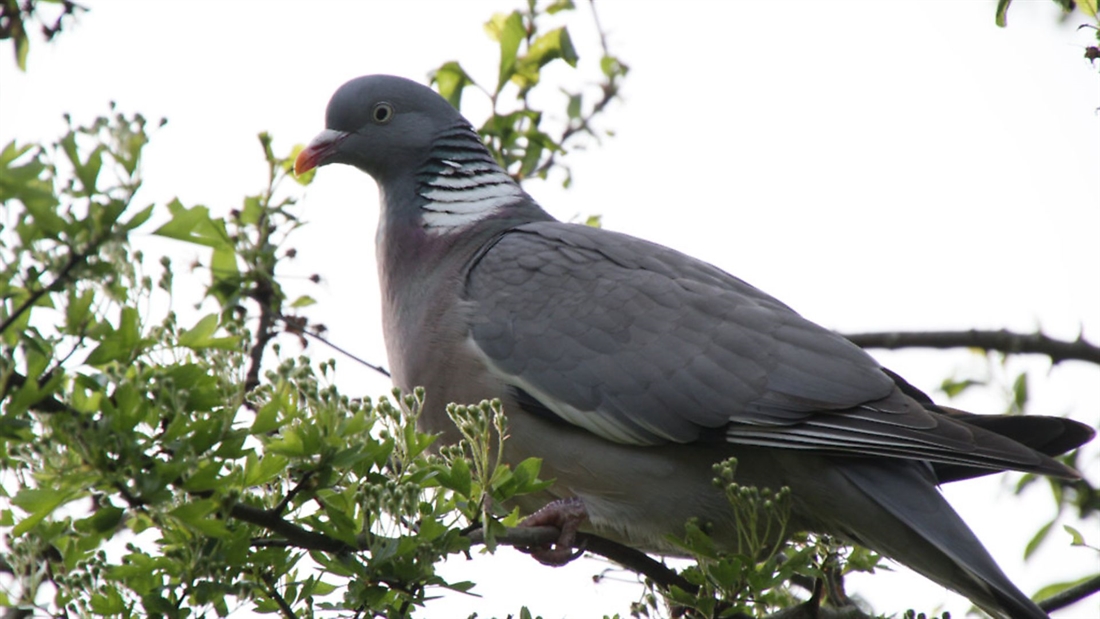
<box><xmin>1</xmin><ymin>1</ymin><xmax>1098</xmax><ymax>616</ymax></box>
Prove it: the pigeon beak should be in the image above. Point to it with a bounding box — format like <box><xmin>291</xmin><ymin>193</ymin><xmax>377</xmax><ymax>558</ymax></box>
<box><xmin>295</xmin><ymin>129</ymin><xmax>349</xmax><ymax>175</ymax></box>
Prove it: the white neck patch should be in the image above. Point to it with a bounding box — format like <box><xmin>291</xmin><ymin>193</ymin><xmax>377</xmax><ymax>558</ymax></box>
<box><xmin>418</xmin><ymin>159</ymin><xmax>524</xmax><ymax>233</ymax></box>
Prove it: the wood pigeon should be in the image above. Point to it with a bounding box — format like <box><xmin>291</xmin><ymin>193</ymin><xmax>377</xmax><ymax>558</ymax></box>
<box><xmin>295</xmin><ymin>74</ymin><xmax>1094</xmax><ymax>619</ymax></box>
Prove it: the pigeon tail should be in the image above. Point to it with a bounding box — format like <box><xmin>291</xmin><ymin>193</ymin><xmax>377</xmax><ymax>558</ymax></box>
<box><xmin>836</xmin><ymin>461</ymin><xmax>1047</xmax><ymax>619</ymax></box>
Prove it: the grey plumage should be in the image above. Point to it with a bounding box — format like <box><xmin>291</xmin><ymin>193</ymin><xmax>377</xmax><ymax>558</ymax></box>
<box><xmin>296</xmin><ymin>74</ymin><xmax>1094</xmax><ymax>619</ymax></box>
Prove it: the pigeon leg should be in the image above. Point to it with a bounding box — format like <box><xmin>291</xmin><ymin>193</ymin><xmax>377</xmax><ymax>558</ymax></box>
<box><xmin>518</xmin><ymin>497</ymin><xmax>588</xmax><ymax>566</ymax></box>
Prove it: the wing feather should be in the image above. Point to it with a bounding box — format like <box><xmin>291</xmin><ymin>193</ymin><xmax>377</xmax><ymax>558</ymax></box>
<box><xmin>464</xmin><ymin>221</ymin><xmax>1074</xmax><ymax>477</ymax></box>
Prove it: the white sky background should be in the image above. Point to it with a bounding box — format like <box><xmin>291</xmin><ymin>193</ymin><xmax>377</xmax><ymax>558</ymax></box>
<box><xmin>1</xmin><ymin>0</ymin><xmax>1098</xmax><ymax>617</ymax></box>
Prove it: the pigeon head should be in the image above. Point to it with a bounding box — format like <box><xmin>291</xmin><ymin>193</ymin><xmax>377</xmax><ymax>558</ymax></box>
<box><xmin>297</xmin><ymin>74</ymin><xmax>539</xmax><ymax>233</ymax></box>
<box><xmin>295</xmin><ymin>75</ymin><xmax>464</xmax><ymax>182</ymax></box>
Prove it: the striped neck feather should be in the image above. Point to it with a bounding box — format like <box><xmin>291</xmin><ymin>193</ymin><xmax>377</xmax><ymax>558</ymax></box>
<box><xmin>416</xmin><ymin>126</ymin><xmax>524</xmax><ymax>232</ymax></box>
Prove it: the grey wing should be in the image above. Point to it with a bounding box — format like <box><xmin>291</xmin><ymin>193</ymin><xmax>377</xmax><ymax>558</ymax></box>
<box><xmin>464</xmin><ymin>222</ymin><xmax>1068</xmax><ymax>474</ymax></box>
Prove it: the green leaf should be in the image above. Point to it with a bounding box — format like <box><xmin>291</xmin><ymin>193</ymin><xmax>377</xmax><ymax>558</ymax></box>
<box><xmin>545</xmin><ymin>0</ymin><xmax>575</xmax><ymax>14</ymax></box>
<box><xmin>87</xmin><ymin>306</ymin><xmax>145</xmax><ymax>365</ymax></box>
<box><xmin>286</xmin><ymin>143</ymin><xmax>316</xmax><ymax>186</ymax></box>
<box><xmin>251</xmin><ymin>400</ymin><xmax>281</xmax><ymax>435</ymax></box>
<box><xmin>266</xmin><ymin>428</ymin><xmax>307</xmax><ymax>457</ymax></box>
<box><xmin>1063</xmin><ymin>524</ymin><xmax>1086</xmax><ymax>546</ymax></box>
<box><xmin>11</xmin><ymin>487</ymin><xmax>76</xmax><ymax>536</ymax></box>
<box><xmin>89</xmin><ymin>586</ymin><xmax>125</xmax><ymax>615</ymax></box>
<box><xmin>152</xmin><ymin>199</ymin><xmax>231</xmax><ymax>249</ymax></box>
<box><xmin>940</xmin><ymin>377</ymin><xmax>982</xmax><ymax>398</ymax></box>
<box><xmin>313</xmin><ymin>580</ymin><xmax>340</xmax><ymax>596</ymax></box>
<box><xmin>244</xmin><ymin>453</ymin><xmax>288</xmax><ymax>486</ymax></box>
<box><xmin>995</xmin><ymin>0</ymin><xmax>1012</xmax><ymax>27</ymax></box>
<box><xmin>75</xmin><ymin>145</ymin><xmax>105</xmax><ymax>196</ymax></box>
<box><xmin>0</xmin><ymin>141</ymin><xmax>56</xmax><ymax>214</ymax></box>
<box><xmin>565</xmin><ymin>92</ymin><xmax>582</xmax><ymax>120</ymax></box>
<box><xmin>515</xmin><ymin>456</ymin><xmax>543</xmax><ymax>481</ymax></box>
<box><xmin>84</xmin><ymin>337</ymin><xmax>125</xmax><ymax>366</ymax></box>
<box><xmin>239</xmin><ymin>195</ymin><xmax>264</xmax><ymax>226</ymax></box>
<box><xmin>487</xmin><ymin>11</ymin><xmax>526</xmax><ymax>93</ymax></box>
<box><xmin>179</xmin><ymin>313</ymin><xmax>238</xmax><ymax>350</ymax></box>
<box><xmin>1011</xmin><ymin>372</ymin><xmax>1028</xmax><ymax>411</ymax></box>
<box><xmin>1081</xmin><ymin>0</ymin><xmax>1099</xmax><ymax>18</ymax></box>
<box><xmin>210</xmin><ymin>244</ymin><xmax>240</xmax><ymax>284</ymax></box>
<box><xmin>170</xmin><ymin>499</ymin><xmax>216</xmax><ymax>522</ymax></box>
<box><xmin>16</xmin><ymin>34</ymin><xmax>29</xmax><ymax>72</ymax></box>
<box><xmin>443</xmin><ymin>457</ymin><xmax>472</xmax><ymax>499</ymax></box>
<box><xmin>432</xmin><ymin>61</ymin><xmax>476</xmax><ymax>109</ymax></box>
<box><xmin>124</xmin><ymin>203</ymin><xmax>155</xmax><ymax>230</ymax></box>
<box><xmin>178</xmin><ymin>313</ymin><xmax>216</xmax><ymax>346</ymax></box>
<box><xmin>513</xmin><ymin>27</ymin><xmax>578</xmax><ymax>94</ymax></box>
<box><xmin>600</xmin><ymin>54</ymin><xmax>627</xmax><ymax>79</ymax></box>
<box><xmin>1051</xmin><ymin>0</ymin><xmax>1076</xmax><ymax>14</ymax></box>
<box><xmin>528</xmin><ymin>27</ymin><xmax>579</xmax><ymax>68</ymax></box>
<box><xmin>1024</xmin><ymin>519</ymin><xmax>1054</xmax><ymax>559</ymax></box>
<box><xmin>183</xmin><ymin>461</ymin><xmax>224</xmax><ymax>492</ymax></box>
<box><xmin>0</xmin><ymin>140</ymin><xmax>33</xmax><ymax>167</ymax></box>
<box><xmin>65</xmin><ymin>288</ymin><xmax>95</xmax><ymax>333</ymax></box>
<box><xmin>21</xmin><ymin>190</ymin><xmax>67</xmax><ymax>238</ymax></box>
<box><xmin>170</xmin><ymin>499</ymin><xmax>229</xmax><ymax>537</ymax></box>
<box><xmin>289</xmin><ymin>295</ymin><xmax>316</xmax><ymax>308</ymax></box>
<box><xmin>74</xmin><ymin>506</ymin><xmax>125</xmax><ymax>534</ymax></box>
<box><xmin>118</xmin><ymin>306</ymin><xmax>140</xmax><ymax>347</ymax></box>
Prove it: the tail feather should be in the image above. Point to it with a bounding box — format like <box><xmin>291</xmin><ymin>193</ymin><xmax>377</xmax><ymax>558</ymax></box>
<box><xmin>931</xmin><ymin>408</ymin><xmax>1095</xmax><ymax>483</ymax></box>
<box><xmin>835</xmin><ymin>460</ymin><xmax>1046</xmax><ymax>619</ymax></box>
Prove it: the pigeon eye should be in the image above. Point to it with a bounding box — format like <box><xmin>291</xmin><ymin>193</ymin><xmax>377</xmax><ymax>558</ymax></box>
<box><xmin>372</xmin><ymin>102</ymin><xmax>394</xmax><ymax>124</ymax></box>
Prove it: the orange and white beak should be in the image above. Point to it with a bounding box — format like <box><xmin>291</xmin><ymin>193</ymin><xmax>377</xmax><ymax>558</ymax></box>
<box><xmin>294</xmin><ymin>129</ymin><xmax>348</xmax><ymax>175</ymax></box>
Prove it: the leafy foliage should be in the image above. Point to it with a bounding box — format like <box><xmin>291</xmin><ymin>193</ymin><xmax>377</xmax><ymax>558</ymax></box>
<box><xmin>0</xmin><ymin>110</ymin><xmax>553</xmax><ymax>616</ymax></box>
<box><xmin>0</xmin><ymin>2</ymin><xmax>609</xmax><ymax>617</ymax></box>
<box><xmin>0</xmin><ymin>0</ymin><xmax>85</xmax><ymax>71</ymax></box>
<box><xmin>431</xmin><ymin>0</ymin><xmax>628</xmax><ymax>186</ymax></box>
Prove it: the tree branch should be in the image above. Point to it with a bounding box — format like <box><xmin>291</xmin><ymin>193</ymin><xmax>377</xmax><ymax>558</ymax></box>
<box><xmin>465</xmin><ymin>526</ymin><xmax>872</xmax><ymax>619</ymax></box>
<box><xmin>244</xmin><ymin>276</ymin><xmax>278</xmax><ymax>393</ymax></box>
<box><xmin>527</xmin><ymin>0</ymin><xmax>624</xmax><ymax>182</ymax></box>
<box><xmin>260</xmin><ymin>571</ymin><xmax>299</xmax><ymax>619</ymax></box>
<box><xmin>467</xmin><ymin>525</ymin><xmax>695</xmax><ymax>592</ymax></box>
<box><xmin>232</xmin><ymin>503</ymin><xmax>357</xmax><ymax>554</ymax></box>
<box><xmin>280</xmin><ymin>314</ymin><xmax>391</xmax><ymax>378</ymax></box>
<box><xmin>1039</xmin><ymin>573</ymin><xmax>1100</xmax><ymax>613</ymax></box>
<box><xmin>0</xmin><ymin>239</ymin><xmax>96</xmax><ymax>336</ymax></box>
<box><xmin>844</xmin><ymin>329</ymin><xmax>1100</xmax><ymax>365</ymax></box>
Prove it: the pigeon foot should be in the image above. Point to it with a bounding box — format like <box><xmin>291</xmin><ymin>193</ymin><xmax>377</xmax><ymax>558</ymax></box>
<box><xmin>518</xmin><ymin>497</ymin><xmax>588</xmax><ymax>566</ymax></box>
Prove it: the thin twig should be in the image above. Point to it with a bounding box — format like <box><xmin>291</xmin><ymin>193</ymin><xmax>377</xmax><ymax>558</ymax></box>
<box><xmin>244</xmin><ymin>277</ymin><xmax>278</xmax><ymax>393</ymax></box>
<box><xmin>466</xmin><ymin>525</ymin><xmax>695</xmax><ymax>592</ymax></box>
<box><xmin>845</xmin><ymin>329</ymin><xmax>1100</xmax><ymax>365</ymax></box>
<box><xmin>260</xmin><ymin>572</ymin><xmax>298</xmax><ymax>619</ymax></box>
<box><xmin>1038</xmin><ymin>573</ymin><xmax>1100</xmax><ymax>612</ymax></box>
<box><xmin>281</xmin><ymin>316</ymin><xmax>390</xmax><ymax>378</ymax></box>
<box><xmin>232</xmin><ymin>503</ymin><xmax>357</xmax><ymax>554</ymax></box>
<box><xmin>271</xmin><ymin>470</ymin><xmax>313</xmax><ymax>516</ymax></box>
<box><xmin>529</xmin><ymin>0</ymin><xmax>624</xmax><ymax>181</ymax></box>
<box><xmin>0</xmin><ymin>240</ymin><xmax>97</xmax><ymax>336</ymax></box>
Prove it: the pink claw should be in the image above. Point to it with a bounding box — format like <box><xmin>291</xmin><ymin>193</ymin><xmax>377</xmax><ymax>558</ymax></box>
<box><xmin>518</xmin><ymin>497</ymin><xmax>589</xmax><ymax>566</ymax></box>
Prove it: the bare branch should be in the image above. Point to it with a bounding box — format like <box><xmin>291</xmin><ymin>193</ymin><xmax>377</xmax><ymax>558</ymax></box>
<box><xmin>0</xmin><ymin>237</ymin><xmax>99</xmax><ymax>336</ymax></box>
<box><xmin>281</xmin><ymin>315</ymin><xmax>391</xmax><ymax>378</ymax></box>
<box><xmin>1039</xmin><ymin>573</ymin><xmax>1100</xmax><ymax>613</ymax></box>
<box><xmin>467</xmin><ymin>525</ymin><xmax>695</xmax><ymax>592</ymax></box>
<box><xmin>244</xmin><ymin>276</ymin><xmax>278</xmax><ymax>393</ymax></box>
<box><xmin>845</xmin><ymin>329</ymin><xmax>1100</xmax><ymax>365</ymax></box>
<box><xmin>232</xmin><ymin>503</ymin><xmax>357</xmax><ymax>554</ymax></box>
<box><xmin>259</xmin><ymin>572</ymin><xmax>299</xmax><ymax>619</ymax></box>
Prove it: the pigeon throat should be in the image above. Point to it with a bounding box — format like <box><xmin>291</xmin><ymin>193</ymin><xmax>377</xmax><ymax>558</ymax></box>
<box><xmin>415</xmin><ymin>127</ymin><xmax>526</xmax><ymax>233</ymax></box>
